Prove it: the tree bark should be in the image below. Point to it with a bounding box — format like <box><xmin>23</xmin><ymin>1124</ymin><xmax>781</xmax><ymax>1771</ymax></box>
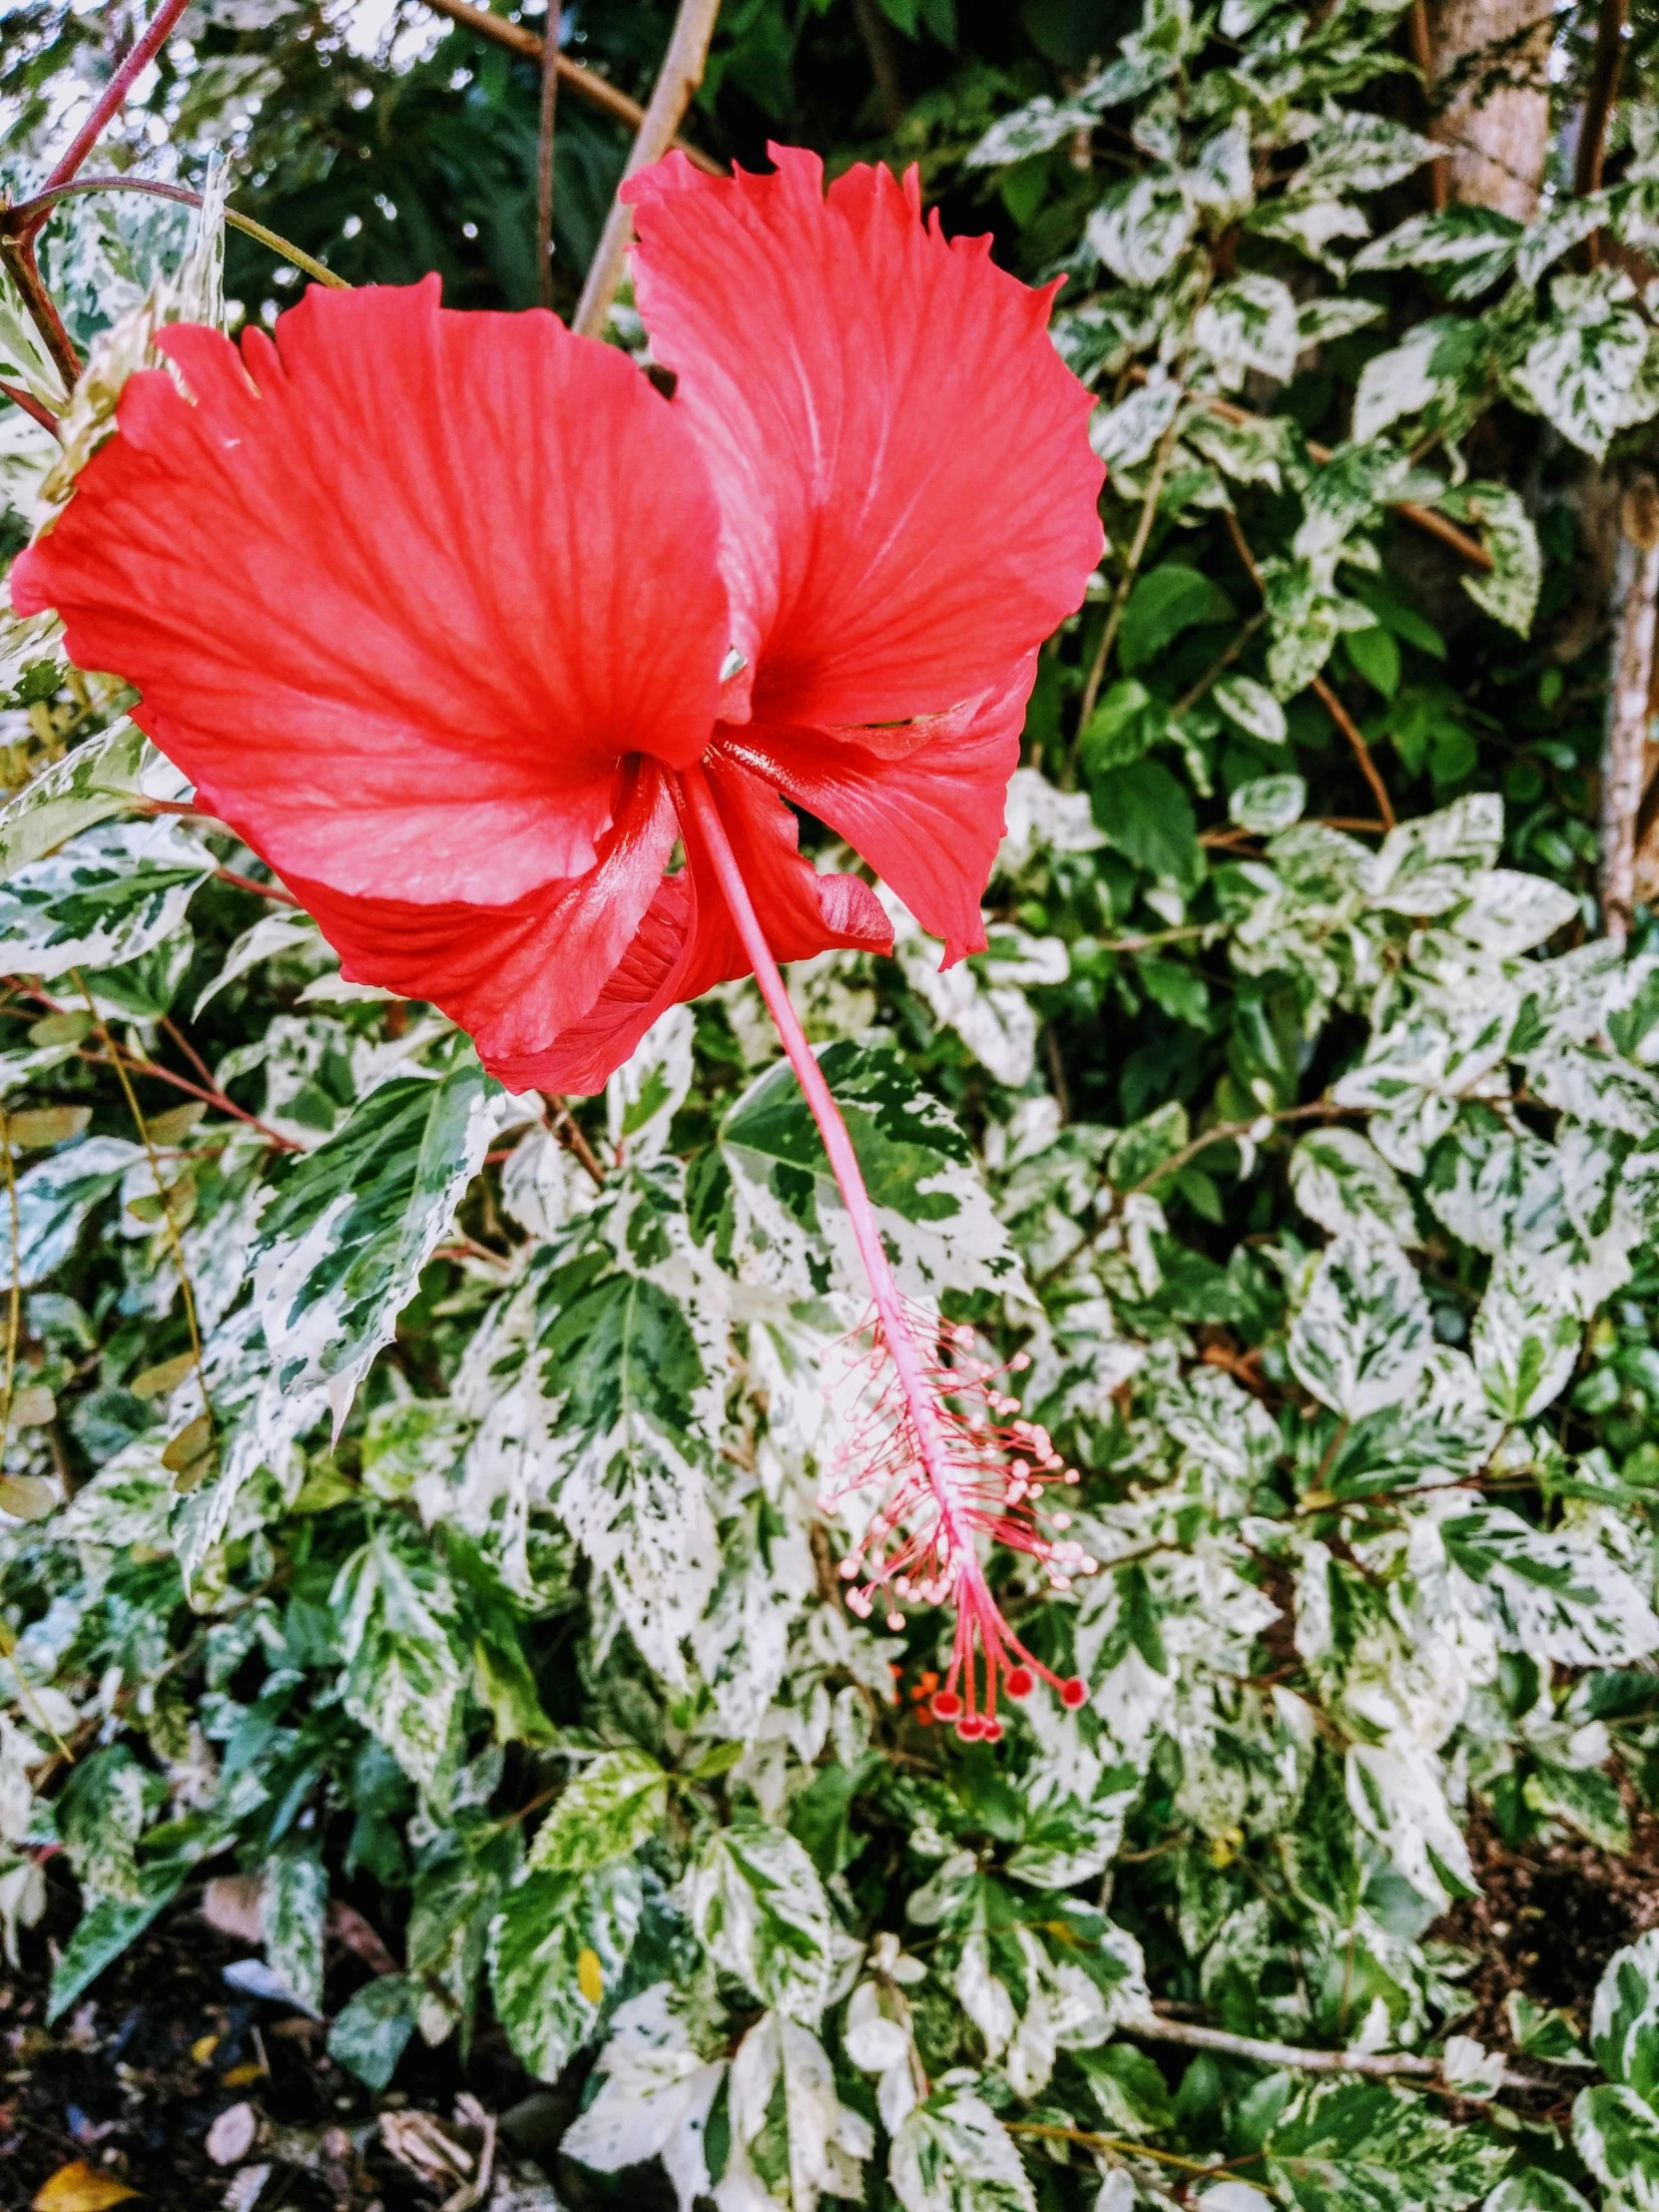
<box><xmin>1426</xmin><ymin>0</ymin><xmax>1551</xmax><ymax>219</ymax></box>
<box><xmin>1601</xmin><ymin>477</ymin><xmax>1659</xmax><ymax>947</ymax></box>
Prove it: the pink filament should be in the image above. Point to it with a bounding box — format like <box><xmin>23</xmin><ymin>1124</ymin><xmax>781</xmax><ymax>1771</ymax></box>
<box><xmin>677</xmin><ymin>763</ymin><xmax>1091</xmax><ymax>1737</ymax></box>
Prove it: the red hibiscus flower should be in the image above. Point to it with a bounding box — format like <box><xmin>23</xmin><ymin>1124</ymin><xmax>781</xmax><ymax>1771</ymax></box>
<box><xmin>11</xmin><ymin>147</ymin><xmax>1102</xmax><ymax>1096</ymax></box>
<box><xmin>15</xmin><ymin>146</ymin><xmax>1107</xmax><ymax>1734</ymax></box>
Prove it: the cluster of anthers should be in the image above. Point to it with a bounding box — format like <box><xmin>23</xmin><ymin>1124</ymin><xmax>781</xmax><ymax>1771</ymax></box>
<box><xmin>826</xmin><ymin>1302</ymin><xmax>1094</xmax><ymax>1741</ymax></box>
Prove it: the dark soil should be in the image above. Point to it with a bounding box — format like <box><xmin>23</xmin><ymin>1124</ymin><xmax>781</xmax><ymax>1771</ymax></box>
<box><xmin>0</xmin><ymin>1869</ymin><xmax>577</xmax><ymax>2212</ymax></box>
<box><xmin>1433</xmin><ymin>1798</ymin><xmax>1659</xmax><ymax>2047</ymax></box>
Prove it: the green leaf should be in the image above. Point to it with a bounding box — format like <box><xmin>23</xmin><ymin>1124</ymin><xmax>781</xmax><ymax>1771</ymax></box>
<box><xmin>1574</xmin><ymin>2083</ymin><xmax>1659</xmax><ymax>2210</ymax></box>
<box><xmin>254</xmin><ymin>1057</ymin><xmax>497</xmax><ymax>1426</ymax></box>
<box><xmin>1470</xmin><ymin>1259</ymin><xmax>1580</xmax><ymax>1420</ymax></box>
<box><xmin>326</xmin><ymin>1972</ymin><xmax>422</xmax><ymax>2090</ymax></box>
<box><xmin>1291</xmin><ymin>1129</ymin><xmax>1416</xmax><ymax>1245</ymax></box>
<box><xmin>1088</xmin><ymin>173</ymin><xmax>1193</xmax><ymax>287</ymax></box>
<box><xmin>1345</xmin><ymin>626</ymin><xmax>1400</xmax><ymax>700</ymax></box>
<box><xmin>527</xmin><ymin>1750</ymin><xmax>668</xmax><ymax>1874</ymax></box>
<box><xmin>1442</xmin><ymin>1504</ymin><xmax>1658</xmax><ymax>1665</ymax></box>
<box><xmin>0</xmin><ymin>722</ymin><xmax>154</xmax><ymax>880</ymax></box>
<box><xmin>688</xmin><ymin>1823</ymin><xmax>834</xmax><ymax>2021</ymax></box>
<box><xmin>1194</xmin><ymin>274</ymin><xmax>1298</xmax><ymax>386</ymax></box>
<box><xmin>1118</xmin><ymin>565</ymin><xmax>1234</xmax><ymax>673</ymax></box>
<box><xmin>332</xmin><ymin>1523</ymin><xmax>464</xmax><ymax>1789</ymax></box>
<box><xmin>1592</xmin><ymin>1932</ymin><xmax>1659</xmax><ymax>2104</ymax></box>
<box><xmin>1214</xmin><ymin>673</ymin><xmax>1288</xmax><ymax>744</ymax></box>
<box><xmin>489</xmin><ymin>1861</ymin><xmax>644</xmax><ymax>2081</ymax></box>
<box><xmin>1353</xmin><ymin>207</ymin><xmax>1521</xmax><ymax>298</ymax></box>
<box><xmin>47</xmin><ymin>1864</ymin><xmax>186</xmax><ymax>2022</ymax></box>
<box><xmin>1288</xmin><ymin>1228</ymin><xmax>1433</xmax><ymax>1419</ymax></box>
<box><xmin>1091</xmin><ymin>759</ymin><xmax>1205</xmax><ymax>892</ymax></box>
<box><xmin>1080</xmin><ymin>679</ymin><xmax>1156</xmax><ymax>775</ymax></box>
<box><xmin>721</xmin><ymin>1036</ymin><xmax>1016</xmax><ymax>1296</ymax></box>
<box><xmin>263</xmin><ymin>1844</ymin><xmax>327</xmax><ymax>2016</ymax></box>
<box><xmin>0</xmin><ymin>819</ymin><xmax>211</xmax><ymax>977</ymax></box>
<box><xmin>1519</xmin><ymin>270</ymin><xmax>1654</xmax><ymax>460</ymax></box>
<box><xmin>1485</xmin><ymin>2178</ymin><xmax>1594</xmax><ymax>2212</ymax></box>
<box><xmin>1441</xmin><ymin>485</ymin><xmax>1541</xmax><ymax>636</ymax></box>
<box><xmin>890</xmin><ymin>2089</ymin><xmax>1036</xmax><ymax>2212</ymax></box>
<box><xmin>1264</xmin><ymin>2079</ymin><xmax>1509</xmax><ymax>2212</ymax></box>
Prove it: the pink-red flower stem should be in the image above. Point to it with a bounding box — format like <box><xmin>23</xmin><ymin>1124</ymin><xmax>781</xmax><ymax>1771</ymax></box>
<box><xmin>677</xmin><ymin>761</ymin><xmax>1088</xmax><ymax>1738</ymax></box>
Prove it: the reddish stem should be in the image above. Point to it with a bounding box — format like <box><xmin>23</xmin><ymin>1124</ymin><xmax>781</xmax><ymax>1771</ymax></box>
<box><xmin>677</xmin><ymin>763</ymin><xmax>1086</xmax><ymax>1735</ymax></box>
<box><xmin>0</xmin><ymin>380</ymin><xmax>61</xmax><ymax>437</ymax></box>
<box><xmin>0</xmin><ymin>0</ymin><xmax>193</xmax><ymax>393</ymax></box>
<box><xmin>678</xmin><ymin>764</ymin><xmax>978</xmax><ymax>1552</ymax></box>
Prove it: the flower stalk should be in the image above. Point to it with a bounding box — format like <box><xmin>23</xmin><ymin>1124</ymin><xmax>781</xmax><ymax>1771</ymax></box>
<box><xmin>677</xmin><ymin>762</ymin><xmax>1091</xmax><ymax>1737</ymax></box>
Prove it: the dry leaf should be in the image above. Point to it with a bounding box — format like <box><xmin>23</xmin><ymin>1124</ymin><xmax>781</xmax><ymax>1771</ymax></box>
<box><xmin>32</xmin><ymin>2162</ymin><xmax>140</xmax><ymax>2211</ymax></box>
<box><xmin>163</xmin><ymin>1411</ymin><xmax>216</xmax><ymax>1491</ymax></box>
<box><xmin>0</xmin><ymin>1473</ymin><xmax>57</xmax><ymax>1521</ymax></box>
<box><xmin>9</xmin><ymin>1382</ymin><xmax>57</xmax><ymax>1427</ymax></box>
<box><xmin>201</xmin><ymin>1874</ymin><xmax>264</xmax><ymax>1943</ymax></box>
<box><xmin>130</xmin><ymin>1351</ymin><xmax>198</xmax><ymax>1401</ymax></box>
<box><xmin>1</xmin><ymin>1106</ymin><xmax>91</xmax><ymax>1150</ymax></box>
<box><xmin>326</xmin><ymin>1898</ymin><xmax>398</xmax><ymax>1975</ymax></box>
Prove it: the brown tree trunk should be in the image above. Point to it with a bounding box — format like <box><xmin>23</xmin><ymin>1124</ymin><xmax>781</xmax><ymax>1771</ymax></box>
<box><xmin>1602</xmin><ymin>478</ymin><xmax>1659</xmax><ymax>947</ymax></box>
<box><xmin>1426</xmin><ymin>0</ymin><xmax>1551</xmax><ymax>219</ymax></box>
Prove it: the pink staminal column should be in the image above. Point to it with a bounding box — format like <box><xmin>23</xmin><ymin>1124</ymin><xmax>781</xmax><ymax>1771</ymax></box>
<box><xmin>678</xmin><ymin>762</ymin><xmax>1093</xmax><ymax>1739</ymax></box>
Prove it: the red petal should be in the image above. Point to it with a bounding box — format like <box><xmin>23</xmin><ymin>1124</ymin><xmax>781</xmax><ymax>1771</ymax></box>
<box><xmin>721</xmin><ymin>660</ymin><xmax>1033</xmax><ymax>965</ymax></box>
<box><xmin>289</xmin><ymin>760</ymin><xmax>679</xmax><ymax>1077</ymax></box>
<box><xmin>291</xmin><ymin>757</ymin><xmax>890</xmax><ymax>1097</ymax></box>
<box><xmin>625</xmin><ymin>147</ymin><xmax>1103</xmax><ymax>731</ymax></box>
<box><xmin>11</xmin><ymin>279</ymin><xmax>728</xmax><ymax>905</ymax></box>
<box><xmin>534</xmin><ymin>754</ymin><xmax>892</xmax><ymax>1092</ymax></box>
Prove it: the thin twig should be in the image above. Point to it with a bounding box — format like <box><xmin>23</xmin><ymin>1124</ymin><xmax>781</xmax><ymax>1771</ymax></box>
<box><xmin>417</xmin><ymin>0</ymin><xmax>724</xmax><ymax>174</ymax></box>
<box><xmin>851</xmin><ymin>0</ymin><xmax>906</xmax><ymax>130</ymax></box>
<box><xmin>1170</xmin><ymin>609</ymin><xmax>1268</xmax><ymax>722</ymax></box>
<box><xmin>159</xmin><ymin>1014</ymin><xmax>218</xmax><ymax>1095</ymax></box>
<box><xmin>1311</xmin><ymin>675</ymin><xmax>1396</xmax><ymax>831</ymax></box>
<box><xmin>0</xmin><ymin>0</ymin><xmax>192</xmax><ymax>385</ymax></box>
<box><xmin>216</xmin><ymin>863</ymin><xmax>298</xmax><ymax>906</ymax></box>
<box><xmin>1222</xmin><ymin>509</ymin><xmax>1395</xmax><ymax>830</ymax></box>
<box><xmin>1599</xmin><ymin>476</ymin><xmax>1659</xmax><ymax>946</ymax></box>
<box><xmin>1035</xmin><ymin>1098</ymin><xmax>1354</xmax><ymax>1289</ymax></box>
<box><xmin>40</xmin><ymin>0</ymin><xmax>193</xmax><ymax>200</ymax></box>
<box><xmin>1406</xmin><ymin>1</ymin><xmax>1449</xmax><ymax>211</ymax></box>
<box><xmin>2</xmin><ymin>178</ymin><xmax>349</xmax><ymax>290</ymax></box>
<box><xmin>1124</xmin><ymin>2010</ymin><xmax>1550</xmax><ymax>2092</ymax></box>
<box><xmin>1006</xmin><ymin>2122</ymin><xmax>1218</xmax><ymax>2177</ymax></box>
<box><xmin>536</xmin><ymin>17</ymin><xmax>560</xmax><ymax>309</ymax></box>
<box><xmin>1077</xmin><ymin>410</ymin><xmax>1185</xmax><ymax>740</ymax></box>
<box><xmin>0</xmin><ymin>237</ymin><xmax>77</xmax><ymax>392</ymax></box>
<box><xmin>78</xmin><ymin>1040</ymin><xmax>301</xmax><ymax>1153</ymax></box>
<box><xmin>1575</xmin><ymin>0</ymin><xmax>1629</xmax><ymax>202</ymax></box>
<box><xmin>1125</xmin><ymin>370</ymin><xmax>1492</xmax><ymax>571</ymax></box>
<box><xmin>1099</xmin><ymin>923</ymin><xmax>1214</xmax><ymax>954</ymax></box>
<box><xmin>1124</xmin><ymin>1097</ymin><xmax>1349</xmax><ymax>1199</ymax></box>
<box><xmin>544</xmin><ymin>1098</ymin><xmax>606</xmax><ymax>1189</ymax></box>
<box><xmin>573</xmin><ymin>0</ymin><xmax>726</xmax><ymax>339</ymax></box>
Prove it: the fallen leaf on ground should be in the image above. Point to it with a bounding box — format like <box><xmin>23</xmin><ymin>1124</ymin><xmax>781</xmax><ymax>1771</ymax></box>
<box><xmin>32</xmin><ymin>2163</ymin><xmax>140</xmax><ymax>2211</ymax></box>
<box><xmin>201</xmin><ymin>1875</ymin><xmax>264</xmax><ymax>1942</ymax></box>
